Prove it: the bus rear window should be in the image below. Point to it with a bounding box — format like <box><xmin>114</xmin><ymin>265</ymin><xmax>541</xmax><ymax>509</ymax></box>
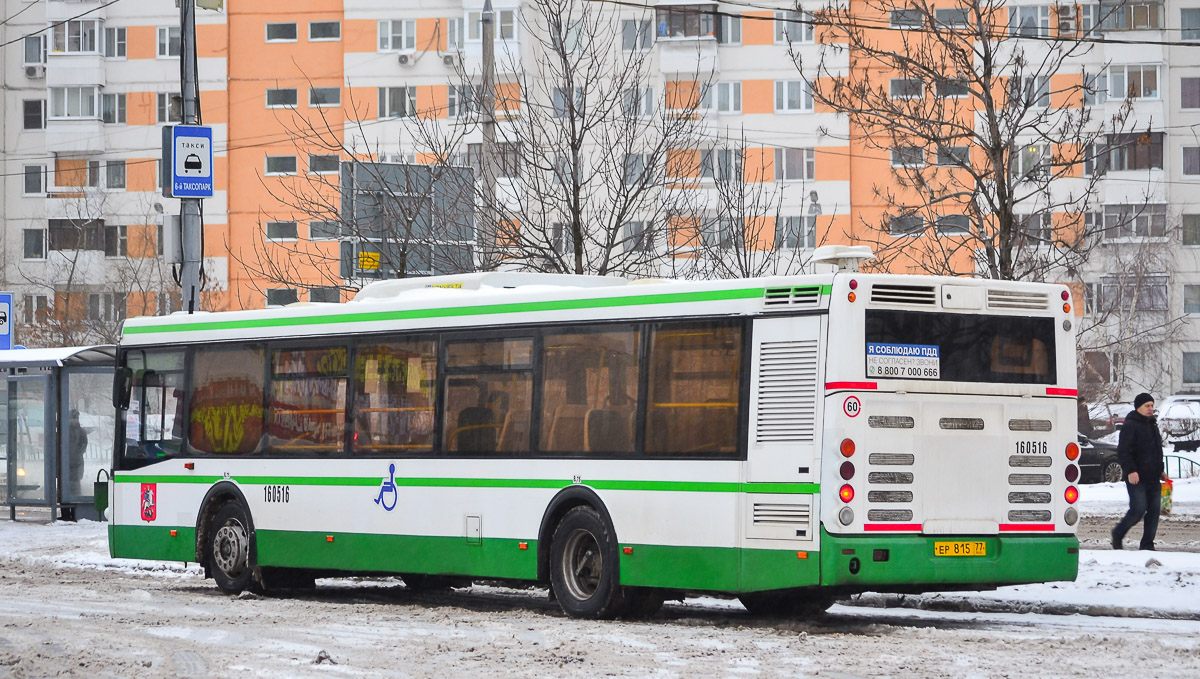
<box><xmin>864</xmin><ymin>310</ymin><xmax>1057</xmax><ymax>384</ymax></box>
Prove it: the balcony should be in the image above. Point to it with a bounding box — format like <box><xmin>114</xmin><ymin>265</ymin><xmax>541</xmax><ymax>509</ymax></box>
<box><xmin>657</xmin><ymin>36</ymin><xmax>718</xmax><ymax>75</ymax></box>
<box><xmin>45</xmin><ymin>118</ymin><xmax>106</xmax><ymax>154</ymax></box>
<box><xmin>46</xmin><ymin>53</ymin><xmax>106</xmax><ymax>88</ymax></box>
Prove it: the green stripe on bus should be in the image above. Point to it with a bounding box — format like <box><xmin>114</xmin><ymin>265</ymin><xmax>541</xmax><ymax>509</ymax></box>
<box><xmin>123</xmin><ymin>287</ymin><xmax>771</xmax><ymax>336</ymax></box>
<box><xmin>112</xmin><ymin>473</ymin><xmax>818</xmax><ymax>495</ymax></box>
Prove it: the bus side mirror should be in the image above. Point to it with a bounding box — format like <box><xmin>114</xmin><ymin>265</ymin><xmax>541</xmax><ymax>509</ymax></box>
<box><xmin>113</xmin><ymin>367</ymin><xmax>133</xmax><ymax>410</ymax></box>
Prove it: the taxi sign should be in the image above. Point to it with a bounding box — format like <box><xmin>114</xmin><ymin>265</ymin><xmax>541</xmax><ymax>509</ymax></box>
<box><xmin>162</xmin><ymin>125</ymin><xmax>214</xmax><ymax>198</ymax></box>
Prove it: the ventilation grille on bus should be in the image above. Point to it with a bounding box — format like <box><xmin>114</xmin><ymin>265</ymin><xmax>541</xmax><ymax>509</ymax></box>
<box><xmin>1009</xmin><ymin>419</ymin><xmax>1053</xmax><ymax>432</ymax></box>
<box><xmin>869</xmin><ymin>283</ymin><xmax>937</xmax><ymax>305</ymax></box>
<box><xmin>755</xmin><ymin>340</ymin><xmax>818</xmax><ymax>442</ymax></box>
<box><xmin>988</xmin><ymin>289</ymin><xmax>1050</xmax><ymax>310</ymax></box>
<box><xmin>750</xmin><ymin>502</ymin><xmax>812</xmax><ymax>539</ymax></box>
<box><xmin>763</xmin><ymin>286</ymin><xmax>822</xmax><ymax>310</ymax></box>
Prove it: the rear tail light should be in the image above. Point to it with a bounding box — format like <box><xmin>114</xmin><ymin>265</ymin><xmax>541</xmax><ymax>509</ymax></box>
<box><xmin>838</xmin><ymin>506</ymin><xmax>854</xmax><ymax>525</ymax></box>
<box><xmin>1064</xmin><ymin>486</ymin><xmax>1079</xmax><ymax>504</ymax></box>
<box><xmin>1064</xmin><ymin>507</ymin><xmax>1078</xmax><ymax>525</ymax></box>
<box><xmin>1065</xmin><ymin>464</ymin><xmax>1079</xmax><ymax>482</ymax></box>
<box><xmin>839</xmin><ymin>484</ymin><xmax>855</xmax><ymax>502</ymax></box>
<box><xmin>1065</xmin><ymin>442</ymin><xmax>1079</xmax><ymax>461</ymax></box>
<box><xmin>840</xmin><ymin>438</ymin><xmax>856</xmax><ymax>457</ymax></box>
<box><xmin>840</xmin><ymin>461</ymin><xmax>855</xmax><ymax>480</ymax></box>
<box><xmin>1061</xmin><ymin>290</ymin><xmax>1070</xmax><ymax>301</ymax></box>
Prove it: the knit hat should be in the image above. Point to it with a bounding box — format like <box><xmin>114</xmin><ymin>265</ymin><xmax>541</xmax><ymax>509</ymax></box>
<box><xmin>1134</xmin><ymin>392</ymin><xmax>1154</xmax><ymax>409</ymax></box>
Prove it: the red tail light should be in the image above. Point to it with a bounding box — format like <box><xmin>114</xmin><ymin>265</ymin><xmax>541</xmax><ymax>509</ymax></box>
<box><xmin>1065</xmin><ymin>442</ymin><xmax>1080</xmax><ymax>461</ymax></box>
<box><xmin>840</xmin><ymin>461</ymin><xmax>855</xmax><ymax>480</ymax></box>
<box><xmin>1065</xmin><ymin>486</ymin><xmax>1079</xmax><ymax>504</ymax></box>
<box><xmin>840</xmin><ymin>438</ymin><xmax>856</xmax><ymax>457</ymax></box>
<box><xmin>839</xmin><ymin>484</ymin><xmax>855</xmax><ymax>502</ymax></box>
<box><xmin>1065</xmin><ymin>465</ymin><xmax>1079</xmax><ymax>482</ymax></box>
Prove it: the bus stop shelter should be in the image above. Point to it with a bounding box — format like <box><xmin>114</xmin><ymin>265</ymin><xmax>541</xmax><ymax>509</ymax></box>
<box><xmin>1</xmin><ymin>346</ymin><xmax>115</xmax><ymax>521</ymax></box>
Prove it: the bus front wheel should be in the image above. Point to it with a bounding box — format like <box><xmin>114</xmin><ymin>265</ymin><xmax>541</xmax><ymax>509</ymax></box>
<box><xmin>550</xmin><ymin>506</ymin><xmax>625</xmax><ymax>619</ymax></box>
<box><xmin>208</xmin><ymin>502</ymin><xmax>257</xmax><ymax>594</ymax></box>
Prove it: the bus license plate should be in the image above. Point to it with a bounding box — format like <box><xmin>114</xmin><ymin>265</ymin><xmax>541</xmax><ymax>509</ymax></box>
<box><xmin>933</xmin><ymin>541</ymin><xmax>987</xmax><ymax>557</ymax></box>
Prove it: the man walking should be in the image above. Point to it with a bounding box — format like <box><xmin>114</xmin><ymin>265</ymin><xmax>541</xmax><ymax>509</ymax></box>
<box><xmin>1112</xmin><ymin>393</ymin><xmax>1169</xmax><ymax>550</ymax></box>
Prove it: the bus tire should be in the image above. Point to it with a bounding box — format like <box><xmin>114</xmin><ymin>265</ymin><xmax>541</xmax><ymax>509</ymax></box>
<box><xmin>549</xmin><ymin>506</ymin><xmax>625</xmax><ymax>619</ymax></box>
<box><xmin>739</xmin><ymin>592</ymin><xmax>833</xmax><ymax>618</ymax></box>
<box><xmin>207</xmin><ymin>501</ymin><xmax>257</xmax><ymax>595</ymax></box>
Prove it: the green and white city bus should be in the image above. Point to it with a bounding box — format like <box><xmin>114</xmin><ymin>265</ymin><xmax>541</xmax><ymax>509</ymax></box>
<box><xmin>109</xmin><ymin>247</ymin><xmax>1081</xmax><ymax>618</ymax></box>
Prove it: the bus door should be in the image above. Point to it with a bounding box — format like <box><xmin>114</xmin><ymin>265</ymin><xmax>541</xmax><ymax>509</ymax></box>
<box><xmin>743</xmin><ymin>316</ymin><xmax>824</xmax><ymax>541</ymax></box>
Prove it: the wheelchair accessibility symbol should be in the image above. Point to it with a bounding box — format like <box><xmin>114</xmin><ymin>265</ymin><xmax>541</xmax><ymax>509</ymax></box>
<box><xmin>374</xmin><ymin>463</ymin><xmax>397</xmax><ymax>511</ymax></box>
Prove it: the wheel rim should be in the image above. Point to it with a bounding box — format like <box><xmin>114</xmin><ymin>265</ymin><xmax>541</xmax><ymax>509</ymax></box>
<box><xmin>560</xmin><ymin>527</ymin><xmax>603</xmax><ymax>602</ymax></box>
<box><xmin>1104</xmin><ymin>462</ymin><xmax>1124</xmax><ymax>484</ymax></box>
<box><xmin>213</xmin><ymin>518</ymin><xmax>248</xmax><ymax>577</ymax></box>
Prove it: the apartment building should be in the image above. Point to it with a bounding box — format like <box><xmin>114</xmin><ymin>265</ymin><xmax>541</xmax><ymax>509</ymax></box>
<box><xmin>2</xmin><ymin>0</ymin><xmax>1199</xmax><ymax>400</ymax></box>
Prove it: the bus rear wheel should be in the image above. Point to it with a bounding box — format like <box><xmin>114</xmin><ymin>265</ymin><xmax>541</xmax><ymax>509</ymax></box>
<box><xmin>208</xmin><ymin>502</ymin><xmax>257</xmax><ymax>594</ymax></box>
<box><xmin>550</xmin><ymin>506</ymin><xmax>626</xmax><ymax>619</ymax></box>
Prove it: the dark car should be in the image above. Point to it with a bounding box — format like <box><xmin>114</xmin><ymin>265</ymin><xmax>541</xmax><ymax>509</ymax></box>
<box><xmin>1078</xmin><ymin>432</ymin><xmax>1123</xmax><ymax>484</ymax></box>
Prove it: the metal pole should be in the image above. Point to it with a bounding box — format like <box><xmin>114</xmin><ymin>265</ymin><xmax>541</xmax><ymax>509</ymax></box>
<box><xmin>179</xmin><ymin>0</ymin><xmax>202</xmax><ymax>313</ymax></box>
<box><xmin>479</xmin><ymin>0</ymin><xmax>498</xmax><ymax>267</ymax></box>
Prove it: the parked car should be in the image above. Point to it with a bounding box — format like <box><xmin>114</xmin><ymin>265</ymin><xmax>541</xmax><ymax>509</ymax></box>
<box><xmin>1086</xmin><ymin>402</ymin><xmax>1133</xmax><ymax>436</ymax></box>
<box><xmin>1078</xmin><ymin>432</ymin><xmax>1123</xmax><ymax>484</ymax></box>
<box><xmin>1157</xmin><ymin>395</ymin><xmax>1200</xmax><ymax>452</ymax></box>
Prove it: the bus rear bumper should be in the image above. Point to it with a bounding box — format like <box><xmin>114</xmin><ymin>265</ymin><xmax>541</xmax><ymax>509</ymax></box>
<box><xmin>818</xmin><ymin>527</ymin><xmax>1079</xmax><ymax>590</ymax></box>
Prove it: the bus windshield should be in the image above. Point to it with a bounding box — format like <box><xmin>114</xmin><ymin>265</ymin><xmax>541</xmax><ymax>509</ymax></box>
<box><xmin>864</xmin><ymin>309</ymin><xmax>1057</xmax><ymax>384</ymax></box>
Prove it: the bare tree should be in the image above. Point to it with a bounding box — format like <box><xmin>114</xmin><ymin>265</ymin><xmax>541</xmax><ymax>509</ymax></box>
<box><xmin>802</xmin><ymin>0</ymin><xmax>1138</xmax><ymax>281</ymax></box>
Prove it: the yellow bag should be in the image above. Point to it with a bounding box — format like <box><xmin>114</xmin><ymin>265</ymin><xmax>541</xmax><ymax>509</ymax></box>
<box><xmin>1162</xmin><ymin>478</ymin><xmax>1174</xmax><ymax>515</ymax></box>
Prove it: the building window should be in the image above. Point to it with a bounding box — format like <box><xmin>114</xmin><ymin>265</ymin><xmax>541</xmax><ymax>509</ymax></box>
<box><xmin>775</xmin><ymin>148</ymin><xmax>815</xmax><ymax>181</ymax></box>
<box><xmin>266</xmin><ymin>288</ymin><xmax>299</xmax><ymax>307</ymax></box>
<box><xmin>266</xmin><ymin>221</ymin><xmax>299</xmax><ymax>240</ymax></box>
<box><xmin>655</xmin><ymin>5</ymin><xmax>717</xmax><ymax>39</ymax></box>
<box><xmin>104</xmin><ymin>27</ymin><xmax>126</xmax><ymax>58</ymax></box>
<box><xmin>309</xmin><ymin>21</ymin><xmax>340</xmax><ymax>41</ymax></box>
<box><xmin>309</xmin><ymin>87</ymin><xmax>341</xmax><ymax>107</ymax></box>
<box><xmin>101</xmin><ymin>93</ymin><xmax>126</xmax><ymax>123</ymax></box>
<box><xmin>1017</xmin><ymin>213</ymin><xmax>1053</xmax><ymax>242</ymax></box>
<box><xmin>1082</xmin><ymin>351</ymin><xmax>1120</xmax><ymax>384</ymax></box>
<box><xmin>707</xmin><ymin>82</ymin><xmax>741</xmax><ymax>113</ymax></box>
<box><xmin>104</xmin><ymin>225</ymin><xmax>127</xmax><ymax>257</ymax></box>
<box><xmin>448</xmin><ymin>85</ymin><xmax>476</xmax><ymax>117</ymax></box>
<box><xmin>157</xmin><ymin>93</ymin><xmax>182</xmax><ymax>123</ymax></box>
<box><xmin>1101</xmin><ymin>274</ymin><xmax>1167</xmax><ymax>311</ymax></box>
<box><xmin>889</xmin><ymin>9</ymin><xmax>923</xmax><ymax>29</ymax></box>
<box><xmin>623</xmin><ymin>153</ymin><xmax>647</xmax><ymax>185</ymax></box>
<box><xmin>1013</xmin><ymin>144</ymin><xmax>1049</xmax><ymax>180</ymax></box>
<box><xmin>889</xmin><ymin>215</ymin><xmax>924</xmax><ymax>236</ymax></box>
<box><xmin>621</xmin><ymin>19</ymin><xmax>653</xmax><ymax>50</ymax></box>
<box><xmin>1084</xmin><ymin>70</ymin><xmax>1107</xmax><ymax>106</ymax></box>
<box><xmin>23</xmin><ymin>165</ymin><xmax>45</xmax><ymax>195</ymax></box>
<box><xmin>379</xmin><ymin>87</ymin><xmax>417</xmax><ymax>118</ymax></box>
<box><xmin>701</xmin><ymin>148</ymin><xmax>741</xmax><ymax>181</ymax></box>
<box><xmin>1184</xmin><ymin>8</ymin><xmax>1200</xmax><ymax>39</ymax></box>
<box><xmin>310</xmin><ymin>287</ymin><xmax>340</xmax><ymax>303</ymax></box>
<box><xmin>157</xmin><ymin>26</ymin><xmax>181</xmax><ymax>57</ymax></box>
<box><xmin>1185</xmin><ymin>285</ymin><xmax>1200</xmax><ymax>314</ymax></box>
<box><xmin>1184</xmin><ymin>214</ymin><xmax>1200</xmax><ymax>246</ymax></box>
<box><xmin>891</xmin><ymin>146</ymin><xmax>925</xmax><ymax>168</ymax></box>
<box><xmin>937</xmin><ymin>214</ymin><xmax>971</xmax><ymax>235</ymax></box>
<box><xmin>936</xmin><ymin>78</ymin><xmax>969</xmax><ymax>98</ymax></box>
<box><xmin>467</xmin><ymin>9</ymin><xmax>517</xmax><ymax>41</ymax></box>
<box><xmin>1109</xmin><ymin>64</ymin><xmax>1159</xmax><ymax>100</ymax></box>
<box><xmin>23</xmin><ymin>100</ymin><xmax>45</xmax><ymax>130</ymax></box>
<box><xmin>1183</xmin><ymin>78</ymin><xmax>1200</xmax><ymax>109</ymax></box>
<box><xmin>890</xmin><ymin>78</ymin><xmax>923</xmax><ymax>99</ymax></box>
<box><xmin>935</xmin><ymin>8</ymin><xmax>970</xmax><ymax>27</ymax></box>
<box><xmin>1009</xmin><ymin>5</ymin><xmax>1050</xmax><ymax>37</ymax></box>
<box><xmin>24</xmin><ymin>35</ymin><xmax>45</xmax><ymax>64</ymax></box>
<box><xmin>52</xmin><ymin>20</ymin><xmax>100</xmax><ymax>53</ymax></box>
<box><xmin>718</xmin><ymin>13</ymin><xmax>741</xmax><ymax>44</ymax></box>
<box><xmin>626</xmin><ymin>221</ymin><xmax>653</xmax><ymax>251</ymax></box>
<box><xmin>266</xmin><ymin>88</ymin><xmax>298</xmax><ymax>107</ymax></box>
<box><xmin>1186</xmin><ymin>147</ymin><xmax>1200</xmax><ymax>176</ymax></box>
<box><xmin>266</xmin><ymin>22</ymin><xmax>298</xmax><ymax>42</ymax></box>
<box><xmin>1101</xmin><ymin>132</ymin><xmax>1164</xmax><ymax>172</ymax></box>
<box><xmin>937</xmin><ymin>145</ymin><xmax>970</xmax><ymax>166</ymax></box>
<box><xmin>622</xmin><ymin>87</ymin><xmax>654</xmax><ymax>117</ymax></box>
<box><xmin>105</xmin><ymin>160</ymin><xmax>126</xmax><ymax>189</ymax></box>
<box><xmin>87</xmin><ymin>292</ymin><xmax>127</xmax><ymax>322</ymax></box>
<box><xmin>552</xmin><ymin>87</ymin><xmax>584</xmax><ymax>118</ymax></box>
<box><xmin>379</xmin><ymin>19</ymin><xmax>417</xmax><ymax>51</ymax></box>
<box><xmin>447</xmin><ymin>17</ymin><xmax>464</xmax><ymax>50</ymax></box>
<box><xmin>775</xmin><ymin>80</ymin><xmax>813</xmax><ymax>111</ymax></box>
<box><xmin>265</xmin><ymin>156</ymin><xmax>298</xmax><ymax>175</ymax></box>
<box><xmin>49</xmin><ymin>87</ymin><xmax>98</xmax><ymax>119</ymax></box>
<box><xmin>22</xmin><ymin>295</ymin><xmax>49</xmax><ymax>325</ymax></box>
<box><xmin>1102</xmin><ymin>204</ymin><xmax>1167</xmax><ymax>239</ymax></box>
<box><xmin>1185</xmin><ymin>353</ymin><xmax>1200</xmax><ymax>383</ymax></box>
<box><xmin>1105</xmin><ymin>2</ymin><xmax>1164</xmax><ymax>30</ymax></box>
<box><xmin>23</xmin><ymin>229</ymin><xmax>45</xmax><ymax>259</ymax></box>
<box><xmin>309</xmin><ymin>221</ymin><xmax>339</xmax><ymax>240</ymax></box>
<box><xmin>777</xmin><ymin>215</ymin><xmax>817</xmax><ymax>249</ymax></box>
<box><xmin>49</xmin><ymin>219</ymin><xmax>104</xmax><ymax>251</ymax></box>
<box><xmin>308</xmin><ymin>154</ymin><xmax>339</xmax><ymax>174</ymax></box>
<box><xmin>1009</xmin><ymin>76</ymin><xmax>1050</xmax><ymax>108</ymax></box>
<box><xmin>775</xmin><ymin>10</ymin><xmax>814</xmax><ymax>42</ymax></box>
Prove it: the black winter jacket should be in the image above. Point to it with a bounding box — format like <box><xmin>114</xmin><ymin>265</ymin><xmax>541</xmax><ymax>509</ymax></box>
<box><xmin>1117</xmin><ymin>410</ymin><xmax>1164</xmax><ymax>482</ymax></box>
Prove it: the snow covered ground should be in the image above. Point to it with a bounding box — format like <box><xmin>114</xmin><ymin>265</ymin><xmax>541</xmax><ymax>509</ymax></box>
<box><xmin>1</xmin><ymin>483</ymin><xmax>1199</xmax><ymax>676</ymax></box>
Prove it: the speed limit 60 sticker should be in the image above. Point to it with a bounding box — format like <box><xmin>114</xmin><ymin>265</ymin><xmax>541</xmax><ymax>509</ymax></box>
<box><xmin>843</xmin><ymin>395</ymin><xmax>861</xmax><ymax>417</ymax></box>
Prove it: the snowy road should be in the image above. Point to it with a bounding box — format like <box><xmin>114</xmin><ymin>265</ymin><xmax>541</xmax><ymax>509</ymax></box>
<box><xmin>1</xmin><ymin>520</ymin><xmax>1199</xmax><ymax>678</ymax></box>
